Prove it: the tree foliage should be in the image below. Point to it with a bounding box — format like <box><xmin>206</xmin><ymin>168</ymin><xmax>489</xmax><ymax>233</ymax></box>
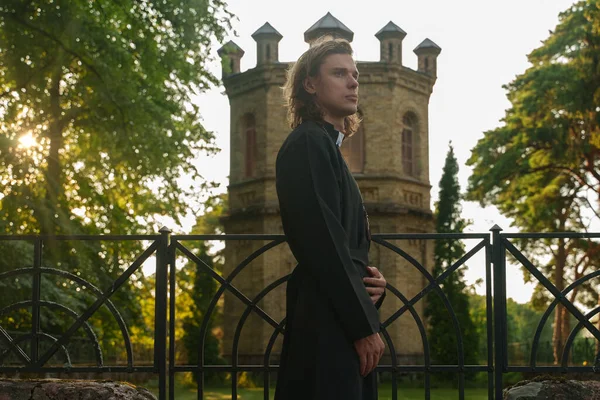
<box><xmin>466</xmin><ymin>0</ymin><xmax>600</xmax><ymax>364</ymax></box>
<box><xmin>470</xmin><ymin>294</ymin><xmax>596</xmax><ymax>366</ymax></box>
<box><xmin>0</xmin><ymin>0</ymin><xmax>233</xmax><ymax>362</ymax></box>
<box><xmin>425</xmin><ymin>144</ymin><xmax>479</xmax><ymax>376</ymax></box>
<box><xmin>0</xmin><ymin>0</ymin><xmax>232</xmax><ymax>237</ymax></box>
<box><xmin>469</xmin><ymin>295</ymin><xmax>555</xmax><ymax>364</ymax></box>
<box><xmin>467</xmin><ymin>1</ymin><xmax>600</xmax><ymax>212</ymax></box>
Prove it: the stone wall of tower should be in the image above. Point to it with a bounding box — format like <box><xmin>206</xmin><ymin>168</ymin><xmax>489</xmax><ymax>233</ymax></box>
<box><xmin>368</xmin><ymin>213</ymin><xmax>435</xmax><ymax>363</ymax></box>
<box><xmin>356</xmin><ymin>62</ymin><xmax>433</xmax><ymax>187</ymax></box>
<box><xmin>221</xmin><ymin>214</ymin><xmax>296</xmax><ymax>364</ymax></box>
<box><xmin>352</xmin><ymin>61</ymin><xmax>436</xmax><ymax>364</ymax></box>
<box><xmin>221</xmin><ymin>62</ymin><xmax>295</xmax><ymax>364</ymax></box>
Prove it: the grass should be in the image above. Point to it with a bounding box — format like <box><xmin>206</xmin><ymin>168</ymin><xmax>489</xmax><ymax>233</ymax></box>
<box><xmin>148</xmin><ymin>384</ymin><xmax>490</xmax><ymax>400</ymax></box>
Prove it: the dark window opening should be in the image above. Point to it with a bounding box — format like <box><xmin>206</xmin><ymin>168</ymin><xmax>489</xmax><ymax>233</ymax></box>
<box><xmin>402</xmin><ymin>114</ymin><xmax>418</xmax><ymax>176</ymax></box>
<box><xmin>243</xmin><ymin>114</ymin><xmax>257</xmax><ymax>178</ymax></box>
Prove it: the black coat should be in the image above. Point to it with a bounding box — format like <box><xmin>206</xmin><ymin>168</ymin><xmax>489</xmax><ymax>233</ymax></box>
<box><xmin>274</xmin><ymin>120</ymin><xmax>385</xmax><ymax>400</ymax></box>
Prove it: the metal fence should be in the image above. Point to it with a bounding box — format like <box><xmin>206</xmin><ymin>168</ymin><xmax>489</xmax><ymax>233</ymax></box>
<box><xmin>0</xmin><ymin>227</ymin><xmax>599</xmax><ymax>400</ymax></box>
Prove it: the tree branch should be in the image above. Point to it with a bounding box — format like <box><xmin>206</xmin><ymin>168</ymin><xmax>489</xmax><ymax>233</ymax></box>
<box><xmin>6</xmin><ymin>13</ymin><xmax>106</xmax><ymax>87</ymax></box>
<box><xmin>59</xmin><ymin>106</ymin><xmax>85</xmax><ymax>129</ymax></box>
<box><xmin>585</xmin><ymin>154</ymin><xmax>600</xmax><ymax>190</ymax></box>
<box><xmin>577</xmin><ymin>195</ymin><xmax>600</xmax><ymax>222</ymax></box>
<box><xmin>0</xmin><ymin>51</ymin><xmax>58</xmax><ymax>100</ymax></box>
<box><xmin>528</xmin><ymin>164</ymin><xmax>595</xmax><ymax>192</ymax></box>
<box><xmin>6</xmin><ymin>11</ymin><xmax>128</xmax><ymax>128</ymax></box>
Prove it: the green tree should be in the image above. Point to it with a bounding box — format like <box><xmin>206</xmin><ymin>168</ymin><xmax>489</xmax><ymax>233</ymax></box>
<box><xmin>0</xmin><ymin>0</ymin><xmax>231</xmax><ymax>237</ymax></box>
<box><xmin>0</xmin><ymin>0</ymin><xmax>233</xmax><ymax>361</ymax></box>
<box><xmin>469</xmin><ymin>294</ymin><xmax>555</xmax><ymax>365</ymax></box>
<box><xmin>425</xmin><ymin>144</ymin><xmax>479</xmax><ymax>378</ymax></box>
<box><xmin>466</xmin><ymin>0</ymin><xmax>600</xmax><ymax>364</ymax></box>
<box><xmin>468</xmin><ymin>1</ymin><xmax>600</xmax><ymax>209</ymax></box>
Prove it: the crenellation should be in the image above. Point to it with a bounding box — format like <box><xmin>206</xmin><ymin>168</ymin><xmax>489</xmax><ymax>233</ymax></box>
<box><xmin>223</xmin><ymin>63</ymin><xmax>290</xmax><ymax>99</ymax></box>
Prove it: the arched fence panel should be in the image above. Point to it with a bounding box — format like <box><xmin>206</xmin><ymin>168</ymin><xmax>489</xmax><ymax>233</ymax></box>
<box><xmin>1</xmin><ymin>228</ymin><xmax>599</xmax><ymax>400</ymax></box>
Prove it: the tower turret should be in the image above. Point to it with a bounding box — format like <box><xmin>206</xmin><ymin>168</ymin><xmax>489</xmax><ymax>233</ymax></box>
<box><xmin>252</xmin><ymin>22</ymin><xmax>283</xmax><ymax>65</ymax></box>
<box><xmin>414</xmin><ymin>38</ymin><xmax>441</xmax><ymax>77</ymax></box>
<box><xmin>375</xmin><ymin>21</ymin><xmax>406</xmax><ymax>64</ymax></box>
<box><xmin>217</xmin><ymin>40</ymin><xmax>244</xmax><ymax>78</ymax></box>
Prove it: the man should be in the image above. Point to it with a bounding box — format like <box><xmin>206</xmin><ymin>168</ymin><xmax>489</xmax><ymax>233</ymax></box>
<box><xmin>275</xmin><ymin>38</ymin><xmax>388</xmax><ymax>400</ymax></box>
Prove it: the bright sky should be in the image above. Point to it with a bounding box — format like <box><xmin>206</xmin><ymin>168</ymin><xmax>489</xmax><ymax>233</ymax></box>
<box><xmin>184</xmin><ymin>0</ymin><xmax>578</xmax><ymax>303</ymax></box>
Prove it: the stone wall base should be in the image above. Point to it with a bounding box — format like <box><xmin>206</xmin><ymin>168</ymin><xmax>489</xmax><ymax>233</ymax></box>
<box><xmin>504</xmin><ymin>377</ymin><xmax>600</xmax><ymax>400</ymax></box>
<box><xmin>0</xmin><ymin>379</ymin><xmax>156</xmax><ymax>400</ymax></box>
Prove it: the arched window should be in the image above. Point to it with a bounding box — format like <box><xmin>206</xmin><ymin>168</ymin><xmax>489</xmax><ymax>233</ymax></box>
<box><xmin>266</xmin><ymin>44</ymin><xmax>271</xmax><ymax>61</ymax></box>
<box><xmin>388</xmin><ymin>43</ymin><xmax>393</xmax><ymax>60</ymax></box>
<box><xmin>425</xmin><ymin>57</ymin><xmax>429</xmax><ymax>70</ymax></box>
<box><xmin>341</xmin><ymin>123</ymin><xmax>365</xmax><ymax>173</ymax></box>
<box><xmin>402</xmin><ymin>113</ymin><xmax>418</xmax><ymax>177</ymax></box>
<box><xmin>243</xmin><ymin>114</ymin><xmax>257</xmax><ymax>178</ymax></box>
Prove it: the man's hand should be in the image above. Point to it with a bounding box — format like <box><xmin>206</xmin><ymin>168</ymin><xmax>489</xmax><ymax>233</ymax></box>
<box><xmin>363</xmin><ymin>266</ymin><xmax>386</xmax><ymax>305</ymax></box>
<box><xmin>353</xmin><ymin>332</ymin><xmax>385</xmax><ymax>377</ymax></box>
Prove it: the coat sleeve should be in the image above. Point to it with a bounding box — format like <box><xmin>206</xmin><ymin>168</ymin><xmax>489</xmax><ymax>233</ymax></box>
<box><xmin>276</xmin><ymin>130</ymin><xmax>380</xmax><ymax>342</ymax></box>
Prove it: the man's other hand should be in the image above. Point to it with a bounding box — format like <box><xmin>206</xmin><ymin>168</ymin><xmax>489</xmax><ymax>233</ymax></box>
<box><xmin>353</xmin><ymin>332</ymin><xmax>385</xmax><ymax>377</ymax></box>
<box><xmin>363</xmin><ymin>266</ymin><xmax>386</xmax><ymax>305</ymax></box>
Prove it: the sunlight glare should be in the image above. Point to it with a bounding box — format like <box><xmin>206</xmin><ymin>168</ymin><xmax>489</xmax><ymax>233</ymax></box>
<box><xmin>18</xmin><ymin>132</ymin><xmax>36</xmax><ymax>149</ymax></box>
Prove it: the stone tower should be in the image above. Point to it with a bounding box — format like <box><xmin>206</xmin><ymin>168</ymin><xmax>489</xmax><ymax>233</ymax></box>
<box><xmin>219</xmin><ymin>13</ymin><xmax>440</xmax><ymax>365</ymax></box>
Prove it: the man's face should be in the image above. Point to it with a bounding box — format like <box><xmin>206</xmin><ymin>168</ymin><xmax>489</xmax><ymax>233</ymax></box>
<box><xmin>304</xmin><ymin>53</ymin><xmax>359</xmax><ymax>119</ymax></box>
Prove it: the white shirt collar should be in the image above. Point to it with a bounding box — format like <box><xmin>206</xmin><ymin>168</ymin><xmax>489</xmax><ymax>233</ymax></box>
<box><xmin>336</xmin><ymin>131</ymin><xmax>344</xmax><ymax>147</ymax></box>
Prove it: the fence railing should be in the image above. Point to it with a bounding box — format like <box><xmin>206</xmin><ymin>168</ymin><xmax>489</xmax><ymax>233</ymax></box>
<box><xmin>0</xmin><ymin>227</ymin><xmax>599</xmax><ymax>400</ymax></box>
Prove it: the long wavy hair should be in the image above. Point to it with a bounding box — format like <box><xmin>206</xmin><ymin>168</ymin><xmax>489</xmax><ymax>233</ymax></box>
<box><xmin>282</xmin><ymin>38</ymin><xmax>361</xmax><ymax>136</ymax></box>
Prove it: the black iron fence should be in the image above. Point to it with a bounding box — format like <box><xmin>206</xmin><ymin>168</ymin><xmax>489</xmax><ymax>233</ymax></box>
<box><xmin>0</xmin><ymin>227</ymin><xmax>599</xmax><ymax>400</ymax></box>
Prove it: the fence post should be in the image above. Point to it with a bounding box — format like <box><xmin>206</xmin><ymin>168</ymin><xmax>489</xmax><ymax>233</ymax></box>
<box><xmin>155</xmin><ymin>227</ymin><xmax>171</xmax><ymax>400</ymax></box>
<box><xmin>491</xmin><ymin>225</ymin><xmax>505</xmax><ymax>400</ymax></box>
<box><xmin>30</xmin><ymin>238</ymin><xmax>43</xmax><ymax>365</ymax></box>
<box><xmin>168</xmin><ymin>235</ymin><xmax>176</xmax><ymax>400</ymax></box>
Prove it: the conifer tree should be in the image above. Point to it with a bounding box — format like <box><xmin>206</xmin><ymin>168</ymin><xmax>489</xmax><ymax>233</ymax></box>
<box><xmin>425</xmin><ymin>143</ymin><xmax>479</xmax><ymax>378</ymax></box>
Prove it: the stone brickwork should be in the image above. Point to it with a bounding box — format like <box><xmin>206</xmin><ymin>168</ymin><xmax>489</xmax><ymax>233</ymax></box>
<box><xmin>503</xmin><ymin>378</ymin><xmax>600</xmax><ymax>399</ymax></box>
<box><xmin>218</xmin><ymin>14</ymin><xmax>440</xmax><ymax>365</ymax></box>
<box><xmin>0</xmin><ymin>379</ymin><xmax>156</xmax><ymax>400</ymax></box>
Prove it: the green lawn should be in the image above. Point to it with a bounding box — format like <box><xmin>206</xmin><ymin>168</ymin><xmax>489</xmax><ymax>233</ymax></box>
<box><xmin>150</xmin><ymin>384</ymin><xmax>490</xmax><ymax>400</ymax></box>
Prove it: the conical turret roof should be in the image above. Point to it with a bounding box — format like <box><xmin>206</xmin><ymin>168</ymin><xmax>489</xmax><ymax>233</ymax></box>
<box><xmin>304</xmin><ymin>12</ymin><xmax>354</xmax><ymax>43</ymax></box>
<box><xmin>218</xmin><ymin>40</ymin><xmax>244</xmax><ymax>56</ymax></box>
<box><xmin>414</xmin><ymin>38</ymin><xmax>441</xmax><ymax>54</ymax></box>
<box><xmin>375</xmin><ymin>21</ymin><xmax>406</xmax><ymax>40</ymax></box>
<box><xmin>252</xmin><ymin>22</ymin><xmax>283</xmax><ymax>41</ymax></box>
